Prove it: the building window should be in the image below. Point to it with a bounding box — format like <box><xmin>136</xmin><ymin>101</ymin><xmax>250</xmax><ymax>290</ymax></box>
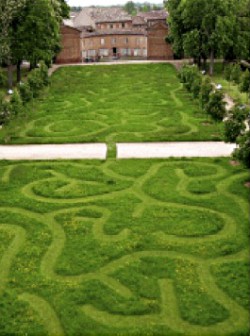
<box><xmin>112</xmin><ymin>38</ymin><xmax>116</xmax><ymax>45</ymax></box>
<box><xmin>134</xmin><ymin>49</ymin><xmax>141</xmax><ymax>56</ymax></box>
<box><xmin>124</xmin><ymin>37</ymin><xmax>128</xmax><ymax>44</ymax></box>
<box><xmin>88</xmin><ymin>50</ymin><xmax>96</xmax><ymax>57</ymax></box>
<box><xmin>101</xmin><ymin>38</ymin><xmax>105</xmax><ymax>46</ymax></box>
<box><xmin>99</xmin><ymin>49</ymin><xmax>109</xmax><ymax>57</ymax></box>
<box><xmin>121</xmin><ymin>48</ymin><xmax>131</xmax><ymax>56</ymax></box>
<box><xmin>110</xmin><ymin>24</ymin><xmax>113</xmax><ymax>29</ymax></box>
<box><xmin>122</xmin><ymin>22</ymin><xmax>125</xmax><ymax>28</ymax></box>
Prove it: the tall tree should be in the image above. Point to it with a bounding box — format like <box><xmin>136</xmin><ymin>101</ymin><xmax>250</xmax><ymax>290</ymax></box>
<box><xmin>0</xmin><ymin>0</ymin><xmax>27</xmax><ymax>89</ymax></box>
<box><xmin>166</xmin><ymin>0</ymin><xmax>250</xmax><ymax>75</ymax></box>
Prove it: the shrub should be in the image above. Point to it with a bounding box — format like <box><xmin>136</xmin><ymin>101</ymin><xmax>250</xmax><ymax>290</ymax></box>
<box><xmin>191</xmin><ymin>75</ymin><xmax>202</xmax><ymax>99</ymax></box>
<box><xmin>199</xmin><ymin>76</ymin><xmax>213</xmax><ymax>109</ymax></box>
<box><xmin>224</xmin><ymin>64</ymin><xmax>233</xmax><ymax>81</ymax></box>
<box><xmin>206</xmin><ymin>90</ymin><xmax>226</xmax><ymax>121</ymax></box>
<box><xmin>179</xmin><ymin>65</ymin><xmax>201</xmax><ymax>92</ymax></box>
<box><xmin>18</xmin><ymin>82</ymin><xmax>32</xmax><ymax>103</ymax></box>
<box><xmin>27</xmin><ymin>68</ymin><xmax>44</xmax><ymax>97</ymax></box>
<box><xmin>0</xmin><ymin>95</ymin><xmax>11</xmax><ymax>125</ymax></box>
<box><xmin>233</xmin><ymin>131</ymin><xmax>250</xmax><ymax>168</ymax></box>
<box><xmin>240</xmin><ymin>69</ymin><xmax>250</xmax><ymax>93</ymax></box>
<box><xmin>230</xmin><ymin>63</ymin><xmax>242</xmax><ymax>84</ymax></box>
<box><xmin>0</xmin><ymin>68</ymin><xmax>5</xmax><ymax>86</ymax></box>
<box><xmin>224</xmin><ymin>104</ymin><xmax>249</xmax><ymax>143</ymax></box>
<box><xmin>39</xmin><ymin>61</ymin><xmax>50</xmax><ymax>86</ymax></box>
<box><xmin>10</xmin><ymin>89</ymin><xmax>23</xmax><ymax>116</ymax></box>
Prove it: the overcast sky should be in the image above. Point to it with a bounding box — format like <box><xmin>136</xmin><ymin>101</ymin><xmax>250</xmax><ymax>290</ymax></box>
<box><xmin>66</xmin><ymin>0</ymin><xmax>163</xmax><ymax>7</ymax></box>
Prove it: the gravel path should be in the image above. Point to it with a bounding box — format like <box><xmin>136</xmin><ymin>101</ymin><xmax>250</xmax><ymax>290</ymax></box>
<box><xmin>117</xmin><ymin>142</ymin><xmax>237</xmax><ymax>159</ymax></box>
<box><xmin>0</xmin><ymin>144</ymin><xmax>107</xmax><ymax>160</ymax></box>
<box><xmin>0</xmin><ymin>142</ymin><xmax>236</xmax><ymax>160</ymax></box>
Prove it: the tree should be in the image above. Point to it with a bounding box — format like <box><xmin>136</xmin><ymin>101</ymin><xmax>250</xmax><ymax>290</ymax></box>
<box><xmin>0</xmin><ymin>0</ymin><xmax>27</xmax><ymax>89</ymax></box>
<box><xmin>166</xmin><ymin>0</ymin><xmax>250</xmax><ymax>74</ymax></box>
<box><xmin>206</xmin><ymin>90</ymin><xmax>226</xmax><ymax>120</ymax></box>
<box><xmin>233</xmin><ymin>130</ymin><xmax>250</xmax><ymax>168</ymax></box>
<box><xmin>124</xmin><ymin>1</ymin><xmax>136</xmax><ymax>15</ymax></box>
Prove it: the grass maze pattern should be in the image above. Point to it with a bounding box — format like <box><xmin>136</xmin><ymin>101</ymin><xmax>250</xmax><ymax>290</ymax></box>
<box><xmin>0</xmin><ymin>64</ymin><xmax>223</xmax><ymax>145</ymax></box>
<box><xmin>0</xmin><ymin>159</ymin><xmax>249</xmax><ymax>335</ymax></box>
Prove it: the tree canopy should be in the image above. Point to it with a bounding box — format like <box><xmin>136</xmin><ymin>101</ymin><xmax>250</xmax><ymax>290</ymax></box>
<box><xmin>0</xmin><ymin>0</ymin><xmax>69</xmax><ymax>88</ymax></box>
<box><xmin>166</xmin><ymin>0</ymin><xmax>250</xmax><ymax>74</ymax></box>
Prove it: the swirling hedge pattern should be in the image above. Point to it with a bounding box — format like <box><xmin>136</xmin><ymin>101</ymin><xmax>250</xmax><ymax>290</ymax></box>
<box><xmin>0</xmin><ymin>158</ymin><xmax>249</xmax><ymax>335</ymax></box>
<box><xmin>0</xmin><ymin>64</ymin><xmax>223</xmax><ymax>144</ymax></box>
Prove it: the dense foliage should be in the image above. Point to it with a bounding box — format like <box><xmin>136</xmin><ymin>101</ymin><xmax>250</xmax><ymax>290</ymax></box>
<box><xmin>0</xmin><ymin>0</ymin><xmax>69</xmax><ymax>88</ymax></box>
<box><xmin>166</xmin><ymin>0</ymin><xmax>250</xmax><ymax>75</ymax></box>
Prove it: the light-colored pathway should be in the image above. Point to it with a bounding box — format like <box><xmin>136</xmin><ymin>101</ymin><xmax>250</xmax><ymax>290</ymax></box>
<box><xmin>117</xmin><ymin>142</ymin><xmax>237</xmax><ymax>159</ymax></box>
<box><xmin>0</xmin><ymin>144</ymin><xmax>107</xmax><ymax>160</ymax></box>
<box><xmin>0</xmin><ymin>142</ymin><xmax>237</xmax><ymax>160</ymax></box>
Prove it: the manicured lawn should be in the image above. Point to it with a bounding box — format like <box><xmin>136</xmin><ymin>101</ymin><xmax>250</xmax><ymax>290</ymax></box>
<box><xmin>0</xmin><ymin>64</ymin><xmax>224</xmax><ymax>144</ymax></box>
<box><xmin>0</xmin><ymin>158</ymin><xmax>249</xmax><ymax>335</ymax></box>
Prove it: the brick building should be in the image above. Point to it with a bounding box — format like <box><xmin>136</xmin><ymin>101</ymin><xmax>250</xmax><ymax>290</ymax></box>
<box><xmin>56</xmin><ymin>7</ymin><xmax>173</xmax><ymax>63</ymax></box>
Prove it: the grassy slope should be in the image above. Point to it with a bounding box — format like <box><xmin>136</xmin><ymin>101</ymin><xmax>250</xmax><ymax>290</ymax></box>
<box><xmin>0</xmin><ymin>64</ymin><xmax>224</xmax><ymax>144</ymax></box>
<box><xmin>0</xmin><ymin>158</ymin><xmax>249</xmax><ymax>335</ymax></box>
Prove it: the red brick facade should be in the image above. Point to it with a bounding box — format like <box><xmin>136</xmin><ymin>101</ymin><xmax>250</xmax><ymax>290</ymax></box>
<box><xmin>56</xmin><ymin>26</ymin><xmax>81</xmax><ymax>64</ymax></box>
<box><xmin>147</xmin><ymin>22</ymin><xmax>173</xmax><ymax>60</ymax></box>
<box><xmin>56</xmin><ymin>8</ymin><xmax>173</xmax><ymax>64</ymax></box>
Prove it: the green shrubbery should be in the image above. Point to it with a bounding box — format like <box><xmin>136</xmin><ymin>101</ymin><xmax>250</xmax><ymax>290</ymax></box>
<box><xmin>224</xmin><ymin>105</ymin><xmax>248</xmax><ymax>142</ymax></box>
<box><xmin>0</xmin><ymin>62</ymin><xmax>49</xmax><ymax>125</ymax></box>
<box><xmin>179</xmin><ymin>65</ymin><xmax>225</xmax><ymax>120</ymax></box>
<box><xmin>0</xmin><ymin>68</ymin><xmax>5</xmax><ymax>86</ymax></box>
<box><xmin>179</xmin><ymin>64</ymin><xmax>250</xmax><ymax>168</ymax></box>
<box><xmin>233</xmin><ymin>131</ymin><xmax>250</xmax><ymax>168</ymax></box>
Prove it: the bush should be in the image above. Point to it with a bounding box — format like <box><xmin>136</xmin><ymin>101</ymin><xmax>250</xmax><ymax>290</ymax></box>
<box><xmin>39</xmin><ymin>61</ymin><xmax>50</xmax><ymax>86</ymax></box>
<box><xmin>0</xmin><ymin>95</ymin><xmax>11</xmax><ymax>125</ymax></box>
<box><xmin>18</xmin><ymin>82</ymin><xmax>32</xmax><ymax>103</ymax></box>
<box><xmin>179</xmin><ymin>65</ymin><xmax>201</xmax><ymax>92</ymax></box>
<box><xmin>233</xmin><ymin>131</ymin><xmax>250</xmax><ymax>168</ymax></box>
<box><xmin>0</xmin><ymin>68</ymin><xmax>5</xmax><ymax>86</ymax></box>
<box><xmin>10</xmin><ymin>89</ymin><xmax>23</xmax><ymax>116</ymax></box>
<box><xmin>240</xmin><ymin>69</ymin><xmax>250</xmax><ymax>93</ymax></box>
<box><xmin>27</xmin><ymin>68</ymin><xmax>44</xmax><ymax>98</ymax></box>
<box><xmin>230</xmin><ymin>63</ymin><xmax>242</xmax><ymax>84</ymax></box>
<box><xmin>199</xmin><ymin>76</ymin><xmax>213</xmax><ymax>109</ymax></box>
<box><xmin>206</xmin><ymin>90</ymin><xmax>226</xmax><ymax>121</ymax></box>
<box><xmin>224</xmin><ymin>64</ymin><xmax>233</xmax><ymax>81</ymax></box>
<box><xmin>224</xmin><ymin>104</ymin><xmax>248</xmax><ymax>143</ymax></box>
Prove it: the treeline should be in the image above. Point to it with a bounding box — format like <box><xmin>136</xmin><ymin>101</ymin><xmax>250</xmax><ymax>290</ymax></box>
<box><xmin>0</xmin><ymin>0</ymin><xmax>70</xmax><ymax>90</ymax></box>
<box><xmin>166</xmin><ymin>0</ymin><xmax>250</xmax><ymax>75</ymax></box>
<box><xmin>123</xmin><ymin>1</ymin><xmax>163</xmax><ymax>15</ymax></box>
<box><xmin>179</xmin><ymin>64</ymin><xmax>250</xmax><ymax>167</ymax></box>
<box><xmin>0</xmin><ymin>62</ymin><xmax>49</xmax><ymax>129</ymax></box>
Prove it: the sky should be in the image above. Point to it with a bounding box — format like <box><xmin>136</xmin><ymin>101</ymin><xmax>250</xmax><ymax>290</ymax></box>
<box><xmin>66</xmin><ymin>0</ymin><xmax>163</xmax><ymax>7</ymax></box>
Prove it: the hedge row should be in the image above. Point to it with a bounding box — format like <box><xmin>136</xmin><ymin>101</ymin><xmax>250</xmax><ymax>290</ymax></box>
<box><xmin>178</xmin><ymin>65</ymin><xmax>226</xmax><ymax>121</ymax></box>
<box><xmin>0</xmin><ymin>62</ymin><xmax>49</xmax><ymax>125</ymax></box>
<box><xmin>179</xmin><ymin>64</ymin><xmax>250</xmax><ymax>168</ymax></box>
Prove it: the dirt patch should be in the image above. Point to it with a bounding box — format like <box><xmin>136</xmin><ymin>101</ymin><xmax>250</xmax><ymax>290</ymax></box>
<box><xmin>202</xmin><ymin>121</ymin><xmax>212</xmax><ymax>126</ymax></box>
<box><xmin>244</xmin><ymin>182</ymin><xmax>250</xmax><ymax>188</ymax></box>
<box><xmin>229</xmin><ymin>160</ymin><xmax>240</xmax><ymax>166</ymax></box>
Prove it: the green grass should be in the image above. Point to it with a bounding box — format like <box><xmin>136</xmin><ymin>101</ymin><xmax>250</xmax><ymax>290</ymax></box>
<box><xmin>0</xmin><ymin>158</ymin><xmax>249</xmax><ymax>335</ymax></box>
<box><xmin>213</xmin><ymin>76</ymin><xmax>249</xmax><ymax>104</ymax></box>
<box><xmin>0</xmin><ymin>64</ymin><xmax>224</xmax><ymax>144</ymax></box>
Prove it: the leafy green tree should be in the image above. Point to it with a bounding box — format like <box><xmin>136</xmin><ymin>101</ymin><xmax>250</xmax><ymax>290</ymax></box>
<box><xmin>199</xmin><ymin>76</ymin><xmax>213</xmax><ymax>109</ymax></box>
<box><xmin>230</xmin><ymin>63</ymin><xmax>242</xmax><ymax>84</ymax></box>
<box><xmin>206</xmin><ymin>90</ymin><xmax>226</xmax><ymax>121</ymax></box>
<box><xmin>124</xmin><ymin>1</ymin><xmax>136</xmax><ymax>15</ymax></box>
<box><xmin>166</xmin><ymin>0</ymin><xmax>250</xmax><ymax>74</ymax></box>
<box><xmin>224</xmin><ymin>105</ymin><xmax>248</xmax><ymax>142</ymax></box>
<box><xmin>240</xmin><ymin>69</ymin><xmax>250</xmax><ymax>94</ymax></box>
<box><xmin>0</xmin><ymin>0</ymin><xmax>27</xmax><ymax>89</ymax></box>
<box><xmin>233</xmin><ymin>130</ymin><xmax>250</xmax><ymax>168</ymax></box>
